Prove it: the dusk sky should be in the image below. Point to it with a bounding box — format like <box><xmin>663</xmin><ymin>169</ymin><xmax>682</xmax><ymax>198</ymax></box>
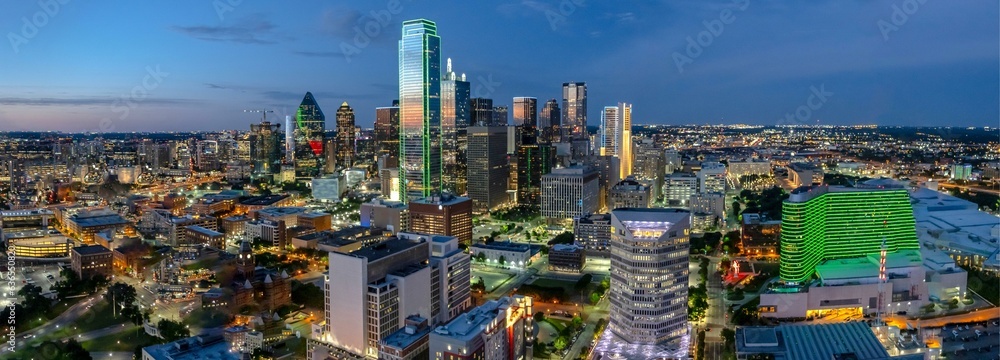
<box><xmin>0</xmin><ymin>0</ymin><xmax>997</xmax><ymax>132</ymax></box>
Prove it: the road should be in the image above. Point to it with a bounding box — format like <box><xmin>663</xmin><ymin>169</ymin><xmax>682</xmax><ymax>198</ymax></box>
<box><xmin>3</xmin><ymin>293</ymin><xmax>104</xmax><ymax>355</ymax></box>
<box><xmin>563</xmin><ymin>295</ymin><xmax>610</xmax><ymax>360</ymax></box>
<box><xmin>703</xmin><ymin>257</ymin><xmax>726</xmax><ymax>360</ymax></box>
<box><xmin>936</xmin><ymin>182</ymin><xmax>1000</xmax><ymax>196</ymax></box>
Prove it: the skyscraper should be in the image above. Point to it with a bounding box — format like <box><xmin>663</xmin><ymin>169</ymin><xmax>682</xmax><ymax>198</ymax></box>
<box><xmin>249</xmin><ymin>121</ymin><xmax>282</xmax><ymax>178</ymax></box>
<box><xmin>539</xmin><ymin>98</ymin><xmax>561</xmax><ymax>143</ymax></box>
<box><xmin>512</xmin><ymin>97</ymin><xmax>537</xmax><ymax>127</ymax></box>
<box><xmin>467</xmin><ymin>126</ymin><xmax>509</xmax><ymax>214</ymax></box>
<box><xmin>469</xmin><ymin>98</ymin><xmax>494</xmax><ymax>127</ymax></box>
<box><xmin>398</xmin><ymin>19</ymin><xmax>442</xmax><ymax>203</ymax></box>
<box><xmin>294</xmin><ymin>92</ymin><xmax>325</xmax><ymax>179</ymax></box>
<box><xmin>780</xmin><ymin>183</ymin><xmax>920</xmax><ymax>283</ymax></box>
<box><xmin>335</xmin><ymin>102</ymin><xmax>355</xmax><ymax>170</ymax></box>
<box><xmin>516</xmin><ymin>143</ymin><xmax>552</xmax><ymax>206</ymax></box>
<box><xmin>561</xmin><ymin>82</ymin><xmax>587</xmax><ymax>140</ymax></box>
<box><xmin>601</xmin><ymin>102</ymin><xmax>633</xmax><ymax>179</ymax></box>
<box><xmin>375</xmin><ymin>104</ymin><xmax>400</xmax><ymax>165</ymax></box>
<box><xmin>493</xmin><ymin>105</ymin><xmax>508</xmax><ymax>126</ymax></box>
<box><xmin>442</xmin><ymin>58</ymin><xmax>471</xmax><ymax>195</ymax></box>
<box><xmin>595</xmin><ymin>208</ymin><xmax>690</xmax><ymax>359</ymax></box>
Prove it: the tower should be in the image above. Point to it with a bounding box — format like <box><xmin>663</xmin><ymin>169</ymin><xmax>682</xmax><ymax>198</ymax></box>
<box><xmin>398</xmin><ymin>19</ymin><xmax>442</xmax><ymax>203</ymax></box>
<box><xmin>335</xmin><ymin>102</ymin><xmax>355</xmax><ymax>170</ymax></box>
<box><xmin>294</xmin><ymin>92</ymin><xmax>326</xmax><ymax>179</ymax></box>
<box><xmin>237</xmin><ymin>240</ymin><xmax>255</xmax><ymax>279</ymax></box>
<box><xmin>561</xmin><ymin>82</ymin><xmax>587</xmax><ymax>140</ymax></box>
<box><xmin>441</xmin><ymin>58</ymin><xmax>471</xmax><ymax>195</ymax></box>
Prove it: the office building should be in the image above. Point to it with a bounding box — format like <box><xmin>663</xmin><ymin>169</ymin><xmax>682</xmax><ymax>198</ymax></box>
<box><xmin>492</xmin><ymin>106</ymin><xmax>508</xmax><ymax>126</ymax></box>
<box><xmin>399</xmin><ymin>19</ymin><xmax>442</xmax><ymax>203</ymax></box>
<box><xmin>516</xmin><ymin>143</ymin><xmax>552</xmax><ymax>206</ymax></box>
<box><xmin>312</xmin><ymin>174</ymin><xmax>346</xmax><ymax>202</ymax></box>
<box><xmin>780</xmin><ymin>183</ymin><xmax>920</xmax><ymax>283</ymax></box>
<box><xmin>548</xmin><ymin>244</ymin><xmax>586</xmax><ymax>272</ymax></box>
<box><xmin>469</xmin><ymin>242</ymin><xmax>532</xmax><ymax>269</ymax></box>
<box><xmin>539</xmin><ymin>98</ymin><xmax>561</xmax><ymax>143</ymax></box>
<box><xmin>297</xmin><ymin>212</ymin><xmax>332</xmax><ymax>232</ymax></box>
<box><xmin>311</xmin><ymin>233</ymin><xmax>470</xmax><ymax>359</ymax></box>
<box><xmin>664</xmin><ymin>149</ymin><xmax>682</xmax><ymax>174</ymax></box>
<box><xmin>70</xmin><ymin>244</ymin><xmax>113</xmax><ymax>280</ymax></box>
<box><xmin>335</xmin><ymin>102</ymin><xmax>356</xmax><ymax>170</ymax></box>
<box><xmin>379</xmin><ymin>316</ymin><xmax>432</xmax><ymax>360</ymax></box>
<box><xmin>512</xmin><ymin>97</ymin><xmax>537</xmax><ymax>127</ymax></box>
<box><xmin>360</xmin><ymin>198</ymin><xmax>409</xmax><ymax>234</ymax></box>
<box><xmin>143</xmin><ymin>333</ymin><xmax>241</xmax><ymax>360</ymax></box>
<box><xmin>608</xmin><ymin>176</ymin><xmax>653</xmax><ymax>210</ymax></box>
<box><xmin>698</xmin><ymin>161</ymin><xmax>727</xmax><ymax>194</ymax></box>
<box><xmin>735</xmin><ymin>322</ymin><xmax>905</xmax><ymax>360</ymax></box>
<box><xmin>562</xmin><ymin>82</ymin><xmax>587</xmax><ymax>140</ymax></box>
<box><xmin>664</xmin><ymin>172</ymin><xmax>698</xmax><ymax>206</ymax></box>
<box><xmin>249</xmin><ymin>121</ymin><xmax>282</xmax><ymax>178</ymax></box>
<box><xmin>466</xmin><ymin>126</ymin><xmax>509</xmax><ymax>214</ymax></box>
<box><xmin>541</xmin><ymin>166</ymin><xmax>600</xmax><ymax>222</ymax></box>
<box><xmin>633</xmin><ymin>139</ymin><xmax>664</xmax><ymax>199</ymax></box>
<box><xmin>469</xmin><ymin>98</ymin><xmax>494</xmax><ymax>127</ymax></box>
<box><xmin>594</xmin><ymin>208</ymin><xmax>690</xmax><ymax>360</ymax></box>
<box><xmin>787</xmin><ymin>162</ymin><xmax>823</xmax><ymax>188</ymax></box>
<box><xmin>574</xmin><ymin>213</ymin><xmax>612</xmax><ymax>255</ymax></box>
<box><xmin>441</xmin><ymin>58</ymin><xmax>471</xmax><ymax>196</ymax></box>
<box><xmin>185</xmin><ymin>225</ymin><xmax>225</xmax><ymax>249</ymax></box>
<box><xmin>600</xmin><ymin>102</ymin><xmax>633</xmax><ymax>178</ymax></box>
<box><xmin>428</xmin><ymin>296</ymin><xmax>533</xmax><ymax>360</ymax></box>
<box><xmin>65</xmin><ymin>208</ymin><xmax>130</xmax><ymax>243</ymax></box>
<box><xmin>245</xmin><ymin>219</ymin><xmax>287</xmax><ymax>248</ymax></box>
<box><xmin>408</xmin><ymin>195</ymin><xmax>472</xmax><ymax>244</ymax></box>
<box><xmin>294</xmin><ymin>92</ymin><xmax>326</xmax><ymax>179</ymax></box>
<box><xmin>375</xmin><ymin>105</ymin><xmax>401</xmax><ymax>164</ymax></box>
<box><xmin>689</xmin><ymin>192</ymin><xmax>726</xmax><ymax>220</ymax></box>
<box><xmin>950</xmin><ymin>163</ymin><xmax>973</xmax><ymax>180</ymax></box>
<box><xmin>728</xmin><ymin>160</ymin><xmax>772</xmax><ymax>187</ymax></box>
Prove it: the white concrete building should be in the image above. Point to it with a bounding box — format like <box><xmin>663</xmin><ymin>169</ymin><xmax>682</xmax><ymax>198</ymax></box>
<box><xmin>698</xmin><ymin>161</ymin><xmax>727</xmax><ymax>194</ymax></box>
<box><xmin>428</xmin><ymin>296</ymin><xmax>533</xmax><ymax>360</ymax></box>
<box><xmin>540</xmin><ymin>166</ymin><xmax>600</xmax><ymax>222</ymax></box>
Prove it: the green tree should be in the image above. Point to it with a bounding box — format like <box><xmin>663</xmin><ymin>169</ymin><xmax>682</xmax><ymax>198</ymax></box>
<box><xmin>61</xmin><ymin>339</ymin><xmax>92</xmax><ymax>360</ymax></box>
<box><xmin>571</xmin><ymin>316</ymin><xmax>583</xmax><ymax>329</ymax></box>
<box><xmin>732</xmin><ymin>201</ymin><xmax>741</xmax><ymax>217</ymax></box>
<box><xmin>158</xmin><ymin>318</ymin><xmax>190</xmax><ymax>342</ymax></box>
<box><xmin>105</xmin><ymin>282</ymin><xmax>138</xmax><ymax>318</ymax></box>
<box><xmin>553</xmin><ymin>336</ymin><xmax>569</xmax><ymax>351</ymax></box>
<box><xmin>574</xmin><ymin>274</ymin><xmax>593</xmax><ymax>293</ymax></box>
<box><xmin>498</xmin><ymin>255</ymin><xmax>506</xmax><ymax>266</ymax></box>
<box><xmin>533</xmin><ymin>311</ymin><xmax>545</xmax><ymax>322</ymax></box>
<box><xmin>291</xmin><ymin>281</ymin><xmax>325</xmax><ymax>309</ymax></box>
<box><xmin>590</xmin><ymin>292</ymin><xmax>601</xmax><ymax>305</ymax></box>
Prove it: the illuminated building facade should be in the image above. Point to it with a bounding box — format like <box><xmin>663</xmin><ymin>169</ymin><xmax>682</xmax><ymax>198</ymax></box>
<box><xmin>441</xmin><ymin>58</ymin><xmax>470</xmax><ymax>195</ymax></box>
<box><xmin>294</xmin><ymin>92</ymin><xmax>326</xmax><ymax>179</ymax></box>
<box><xmin>561</xmin><ymin>82</ymin><xmax>587</xmax><ymax>140</ymax></box>
<box><xmin>335</xmin><ymin>102</ymin><xmax>356</xmax><ymax>170</ymax></box>
<box><xmin>399</xmin><ymin>19</ymin><xmax>442</xmax><ymax>203</ymax></box>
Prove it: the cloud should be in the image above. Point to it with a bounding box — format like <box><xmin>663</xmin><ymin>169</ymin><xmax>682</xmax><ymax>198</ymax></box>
<box><xmin>319</xmin><ymin>7</ymin><xmax>364</xmax><ymax>39</ymax></box>
<box><xmin>0</xmin><ymin>97</ymin><xmax>198</xmax><ymax>106</ymax></box>
<box><xmin>171</xmin><ymin>16</ymin><xmax>279</xmax><ymax>44</ymax></box>
<box><xmin>291</xmin><ymin>50</ymin><xmax>344</xmax><ymax>58</ymax></box>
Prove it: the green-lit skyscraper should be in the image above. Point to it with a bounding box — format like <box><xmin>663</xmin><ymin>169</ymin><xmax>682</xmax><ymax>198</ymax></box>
<box><xmin>399</xmin><ymin>19</ymin><xmax>442</xmax><ymax>203</ymax></box>
<box><xmin>294</xmin><ymin>92</ymin><xmax>325</xmax><ymax>179</ymax></box>
<box><xmin>779</xmin><ymin>183</ymin><xmax>920</xmax><ymax>283</ymax></box>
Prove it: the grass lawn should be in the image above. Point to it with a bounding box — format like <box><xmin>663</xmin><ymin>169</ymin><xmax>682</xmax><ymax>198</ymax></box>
<box><xmin>544</xmin><ymin>318</ymin><xmax>567</xmax><ymax>332</ymax></box>
<box><xmin>17</xmin><ymin>295</ymin><xmax>87</xmax><ymax>333</ymax></box>
<box><xmin>183</xmin><ymin>308</ymin><xmax>230</xmax><ymax>329</ymax></box>
<box><xmin>81</xmin><ymin>327</ymin><xmax>160</xmax><ymax>352</ymax></box>
<box><xmin>22</xmin><ymin>301</ymin><xmax>130</xmax><ymax>348</ymax></box>
<box><xmin>181</xmin><ymin>258</ymin><xmax>215</xmax><ymax>271</ymax></box>
<box><xmin>473</xmin><ymin>272</ymin><xmax>514</xmax><ymax>292</ymax></box>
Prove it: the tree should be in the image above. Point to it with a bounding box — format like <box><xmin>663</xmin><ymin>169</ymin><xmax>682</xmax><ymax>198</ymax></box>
<box><xmin>498</xmin><ymin>255</ymin><xmax>506</xmax><ymax>266</ymax></box>
<box><xmin>158</xmin><ymin>318</ymin><xmax>190</xmax><ymax>342</ymax></box>
<box><xmin>533</xmin><ymin>311</ymin><xmax>545</xmax><ymax>322</ymax></box>
<box><xmin>476</xmin><ymin>252</ymin><xmax>486</xmax><ymax>263</ymax></box>
<box><xmin>732</xmin><ymin>201</ymin><xmax>742</xmax><ymax>218</ymax></box>
<box><xmin>553</xmin><ymin>336</ymin><xmax>569</xmax><ymax>351</ymax></box>
<box><xmin>571</xmin><ymin>316</ymin><xmax>583</xmax><ymax>329</ymax></box>
<box><xmin>574</xmin><ymin>274</ymin><xmax>593</xmax><ymax>293</ymax></box>
<box><xmin>61</xmin><ymin>339</ymin><xmax>92</xmax><ymax>360</ymax></box>
<box><xmin>590</xmin><ymin>291</ymin><xmax>601</xmax><ymax>305</ymax></box>
<box><xmin>291</xmin><ymin>281</ymin><xmax>325</xmax><ymax>309</ymax></box>
<box><xmin>105</xmin><ymin>282</ymin><xmax>138</xmax><ymax>316</ymax></box>
<box><xmin>548</xmin><ymin>232</ymin><xmax>575</xmax><ymax>245</ymax></box>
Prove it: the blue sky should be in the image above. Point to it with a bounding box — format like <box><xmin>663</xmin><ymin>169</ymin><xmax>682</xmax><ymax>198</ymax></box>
<box><xmin>0</xmin><ymin>0</ymin><xmax>997</xmax><ymax>132</ymax></box>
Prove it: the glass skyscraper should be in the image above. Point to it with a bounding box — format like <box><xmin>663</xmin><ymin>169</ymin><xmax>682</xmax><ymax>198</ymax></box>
<box><xmin>442</xmin><ymin>58</ymin><xmax>471</xmax><ymax>195</ymax></box>
<box><xmin>469</xmin><ymin>98</ymin><xmax>494</xmax><ymax>127</ymax></box>
<box><xmin>375</xmin><ymin>104</ymin><xmax>400</xmax><ymax>165</ymax></box>
<box><xmin>399</xmin><ymin>19</ymin><xmax>442</xmax><ymax>203</ymax></box>
<box><xmin>335</xmin><ymin>102</ymin><xmax>355</xmax><ymax>170</ymax></box>
<box><xmin>249</xmin><ymin>121</ymin><xmax>281</xmax><ymax>178</ymax></box>
<box><xmin>294</xmin><ymin>91</ymin><xmax>325</xmax><ymax>179</ymax></box>
<box><xmin>540</xmin><ymin>98</ymin><xmax>561</xmax><ymax>143</ymax></box>
<box><xmin>562</xmin><ymin>82</ymin><xmax>587</xmax><ymax>140</ymax></box>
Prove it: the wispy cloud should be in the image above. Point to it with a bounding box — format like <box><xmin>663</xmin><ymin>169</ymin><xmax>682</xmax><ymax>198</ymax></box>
<box><xmin>171</xmin><ymin>16</ymin><xmax>279</xmax><ymax>44</ymax></box>
<box><xmin>292</xmin><ymin>50</ymin><xmax>344</xmax><ymax>58</ymax></box>
<box><xmin>0</xmin><ymin>97</ymin><xmax>198</xmax><ymax>106</ymax></box>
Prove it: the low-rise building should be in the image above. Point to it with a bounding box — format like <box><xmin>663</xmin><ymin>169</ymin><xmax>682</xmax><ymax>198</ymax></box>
<box><xmin>185</xmin><ymin>225</ymin><xmax>225</xmax><ymax>249</ymax></box>
<box><xmin>245</xmin><ymin>219</ymin><xmax>286</xmax><ymax>248</ymax></box>
<box><xmin>548</xmin><ymin>244</ymin><xmax>585</xmax><ymax>272</ymax></box>
<box><xmin>574</xmin><ymin>213</ymin><xmax>612</xmax><ymax>256</ymax></box>
<box><xmin>608</xmin><ymin>176</ymin><xmax>653</xmax><ymax>210</ymax></box>
<box><xmin>379</xmin><ymin>316</ymin><xmax>432</xmax><ymax>360</ymax></box>
<box><xmin>71</xmin><ymin>244</ymin><xmax>112</xmax><ymax>280</ymax></box>
<box><xmin>469</xmin><ymin>242</ymin><xmax>532</xmax><ymax>269</ymax></box>
<box><xmin>360</xmin><ymin>199</ymin><xmax>408</xmax><ymax>234</ymax></box>
<box><xmin>428</xmin><ymin>296</ymin><xmax>533</xmax><ymax>360</ymax></box>
<box><xmin>297</xmin><ymin>212</ymin><xmax>332</xmax><ymax>232</ymax></box>
<box><xmin>142</xmin><ymin>333</ymin><xmax>240</xmax><ymax>360</ymax></box>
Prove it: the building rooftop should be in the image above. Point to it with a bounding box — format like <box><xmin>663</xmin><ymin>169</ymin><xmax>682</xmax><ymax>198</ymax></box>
<box><xmin>432</xmin><ymin>297</ymin><xmax>522</xmax><ymax>342</ymax></box>
<box><xmin>612</xmin><ymin>207</ymin><xmax>690</xmax><ymax>224</ymax></box>
<box><xmin>815</xmin><ymin>249</ymin><xmax>923</xmax><ymax>282</ymax></box>
<box><xmin>409</xmin><ymin>194</ymin><xmax>471</xmax><ymax>206</ymax></box>
<box><xmin>381</xmin><ymin>316</ymin><xmax>431</xmax><ymax>350</ymax></box>
<box><xmin>239</xmin><ymin>194</ymin><xmax>289</xmax><ymax>206</ymax></box>
<box><xmin>68</xmin><ymin>211</ymin><xmax>129</xmax><ymax>227</ymax></box>
<box><xmin>72</xmin><ymin>244</ymin><xmax>111</xmax><ymax>256</ymax></box>
<box><xmin>344</xmin><ymin>237</ymin><xmax>424</xmax><ymax>262</ymax></box>
<box><xmin>551</xmin><ymin>244</ymin><xmax>582</xmax><ymax>253</ymax></box>
<box><xmin>258</xmin><ymin>206</ymin><xmax>308</xmax><ymax>217</ymax></box>
<box><xmin>575</xmin><ymin>213</ymin><xmax>611</xmax><ymax>224</ymax></box>
<box><xmin>777</xmin><ymin>322</ymin><xmax>889</xmax><ymax>360</ymax></box>
<box><xmin>142</xmin><ymin>334</ymin><xmax>239</xmax><ymax>360</ymax></box>
<box><xmin>0</xmin><ymin>208</ymin><xmax>54</xmax><ymax>217</ymax></box>
<box><xmin>187</xmin><ymin>225</ymin><xmax>223</xmax><ymax>237</ymax></box>
<box><xmin>469</xmin><ymin>241</ymin><xmax>530</xmax><ymax>252</ymax></box>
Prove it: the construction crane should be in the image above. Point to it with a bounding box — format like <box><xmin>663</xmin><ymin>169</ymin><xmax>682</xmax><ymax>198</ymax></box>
<box><xmin>244</xmin><ymin>109</ymin><xmax>275</xmax><ymax>122</ymax></box>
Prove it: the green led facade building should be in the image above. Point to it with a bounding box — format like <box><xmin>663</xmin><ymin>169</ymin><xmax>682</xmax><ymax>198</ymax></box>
<box><xmin>780</xmin><ymin>184</ymin><xmax>919</xmax><ymax>283</ymax></box>
<box><xmin>398</xmin><ymin>19</ymin><xmax>442</xmax><ymax>203</ymax></box>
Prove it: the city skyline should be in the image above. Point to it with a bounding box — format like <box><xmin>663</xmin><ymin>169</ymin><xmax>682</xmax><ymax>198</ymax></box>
<box><xmin>0</xmin><ymin>1</ymin><xmax>996</xmax><ymax>132</ymax></box>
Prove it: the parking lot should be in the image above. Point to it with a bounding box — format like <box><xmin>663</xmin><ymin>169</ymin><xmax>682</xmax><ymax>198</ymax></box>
<box><xmin>937</xmin><ymin>320</ymin><xmax>1000</xmax><ymax>359</ymax></box>
<box><xmin>20</xmin><ymin>263</ymin><xmax>64</xmax><ymax>291</ymax></box>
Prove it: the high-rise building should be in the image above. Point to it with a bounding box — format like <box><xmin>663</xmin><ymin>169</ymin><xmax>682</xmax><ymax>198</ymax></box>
<box><xmin>561</xmin><ymin>82</ymin><xmax>587</xmax><ymax>140</ymax></box>
<box><xmin>335</xmin><ymin>102</ymin><xmax>356</xmax><ymax>170</ymax></box>
<box><xmin>408</xmin><ymin>194</ymin><xmax>473</xmax><ymax>245</ymax></box>
<box><xmin>469</xmin><ymin>98</ymin><xmax>494</xmax><ymax>127</ymax></box>
<box><xmin>466</xmin><ymin>126</ymin><xmax>509</xmax><ymax>214</ymax></box>
<box><xmin>492</xmin><ymin>106</ymin><xmax>508</xmax><ymax>127</ymax></box>
<box><xmin>600</xmin><ymin>103</ymin><xmax>633</xmax><ymax>179</ymax></box>
<box><xmin>698</xmin><ymin>161</ymin><xmax>727</xmax><ymax>194</ymax></box>
<box><xmin>516</xmin><ymin>143</ymin><xmax>552</xmax><ymax>206</ymax></box>
<box><xmin>664</xmin><ymin>172</ymin><xmax>698</xmax><ymax>206</ymax></box>
<box><xmin>664</xmin><ymin>149</ymin><xmax>683</xmax><ymax>174</ymax></box>
<box><xmin>633</xmin><ymin>139</ymin><xmax>665</xmax><ymax>200</ymax></box>
<box><xmin>779</xmin><ymin>184</ymin><xmax>920</xmax><ymax>283</ymax></box>
<box><xmin>294</xmin><ymin>92</ymin><xmax>326</xmax><ymax>179</ymax></box>
<box><xmin>428</xmin><ymin>295</ymin><xmax>533</xmax><ymax>360</ymax></box>
<box><xmin>249</xmin><ymin>121</ymin><xmax>282</xmax><ymax>178</ymax></box>
<box><xmin>594</xmin><ymin>208</ymin><xmax>690</xmax><ymax>359</ymax></box>
<box><xmin>512</xmin><ymin>97</ymin><xmax>537</xmax><ymax>127</ymax></box>
<box><xmin>541</xmin><ymin>166</ymin><xmax>600</xmax><ymax>223</ymax></box>
<box><xmin>951</xmin><ymin>163</ymin><xmax>973</xmax><ymax>180</ymax></box>
<box><xmin>399</xmin><ymin>19</ymin><xmax>442</xmax><ymax>203</ymax></box>
<box><xmin>441</xmin><ymin>58</ymin><xmax>471</xmax><ymax>195</ymax></box>
<box><xmin>539</xmin><ymin>98</ymin><xmax>561</xmax><ymax>143</ymax></box>
<box><xmin>375</xmin><ymin>105</ymin><xmax>401</xmax><ymax>165</ymax></box>
<box><xmin>312</xmin><ymin>233</ymin><xmax>470</xmax><ymax>359</ymax></box>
